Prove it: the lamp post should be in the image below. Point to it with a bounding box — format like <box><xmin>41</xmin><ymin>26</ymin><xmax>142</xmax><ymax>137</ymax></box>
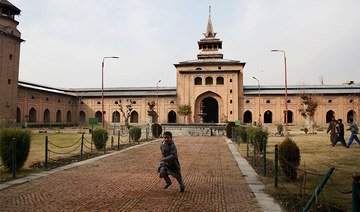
<box><xmin>156</xmin><ymin>80</ymin><xmax>161</xmax><ymax>123</ymax></box>
<box><xmin>271</xmin><ymin>49</ymin><xmax>288</xmax><ymax>132</ymax></box>
<box><xmin>102</xmin><ymin>56</ymin><xmax>119</xmax><ymax>128</ymax></box>
<box><xmin>253</xmin><ymin>77</ymin><xmax>261</xmax><ymax>125</ymax></box>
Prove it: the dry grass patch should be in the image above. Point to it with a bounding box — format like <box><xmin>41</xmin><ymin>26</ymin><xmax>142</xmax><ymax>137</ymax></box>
<box><xmin>236</xmin><ymin>131</ymin><xmax>359</xmax><ymax>211</ymax></box>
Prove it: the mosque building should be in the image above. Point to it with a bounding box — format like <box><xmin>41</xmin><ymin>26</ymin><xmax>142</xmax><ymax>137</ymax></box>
<box><xmin>1</xmin><ymin>0</ymin><xmax>359</xmax><ymax>126</ymax></box>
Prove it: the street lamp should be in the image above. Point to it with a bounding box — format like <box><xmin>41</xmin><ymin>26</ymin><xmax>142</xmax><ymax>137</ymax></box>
<box><xmin>156</xmin><ymin>80</ymin><xmax>161</xmax><ymax>123</ymax></box>
<box><xmin>271</xmin><ymin>49</ymin><xmax>288</xmax><ymax>132</ymax></box>
<box><xmin>102</xmin><ymin>56</ymin><xmax>119</xmax><ymax>128</ymax></box>
<box><xmin>252</xmin><ymin>77</ymin><xmax>261</xmax><ymax>125</ymax></box>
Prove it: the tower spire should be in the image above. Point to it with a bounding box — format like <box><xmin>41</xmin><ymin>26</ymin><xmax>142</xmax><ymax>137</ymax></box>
<box><xmin>204</xmin><ymin>6</ymin><xmax>215</xmax><ymax>37</ymax></box>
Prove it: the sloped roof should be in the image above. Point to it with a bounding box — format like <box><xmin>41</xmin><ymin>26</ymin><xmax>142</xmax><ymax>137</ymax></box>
<box><xmin>0</xmin><ymin>0</ymin><xmax>21</xmax><ymax>14</ymax></box>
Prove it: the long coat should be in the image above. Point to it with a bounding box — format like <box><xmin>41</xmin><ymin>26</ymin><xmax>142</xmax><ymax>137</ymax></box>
<box><xmin>158</xmin><ymin>140</ymin><xmax>181</xmax><ymax>179</ymax></box>
<box><xmin>327</xmin><ymin>120</ymin><xmax>336</xmax><ymax>143</ymax></box>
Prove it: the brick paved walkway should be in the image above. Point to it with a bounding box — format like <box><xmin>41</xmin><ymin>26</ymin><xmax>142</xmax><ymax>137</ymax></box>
<box><xmin>0</xmin><ymin>137</ymin><xmax>261</xmax><ymax>211</ymax></box>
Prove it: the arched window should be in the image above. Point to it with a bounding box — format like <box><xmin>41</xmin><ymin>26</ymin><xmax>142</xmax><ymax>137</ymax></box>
<box><xmin>205</xmin><ymin>77</ymin><xmax>213</xmax><ymax>85</ymax></box>
<box><xmin>44</xmin><ymin>109</ymin><xmax>50</xmax><ymax>123</ymax></box>
<box><xmin>347</xmin><ymin>110</ymin><xmax>355</xmax><ymax>123</ymax></box>
<box><xmin>168</xmin><ymin>111</ymin><xmax>176</xmax><ymax>123</ymax></box>
<box><xmin>95</xmin><ymin>111</ymin><xmax>102</xmax><ymax>123</ymax></box>
<box><xmin>264</xmin><ymin>110</ymin><xmax>272</xmax><ymax>123</ymax></box>
<box><xmin>266</xmin><ymin>100</ymin><xmax>271</xmax><ymax>103</ymax></box>
<box><xmin>243</xmin><ymin>111</ymin><xmax>252</xmax><ymax>123</ymax></box>
<box><xmin>79</xmin><ymin>111</ymin><xmax>86</xmax><ymax>123</ymax></box>
<box><xmin>285</xmin><ymin>110</ymin><xmax>293</xmax><ymax>123</ymax></box>
<box><xmin>194</xmin><ymin>77</ymin><xmax>202</xmax><ymax>85</ymax></box>
<box><xmin>195</xmin><ymin>67</ymin><xmax>202</xmax><ymax>70</ymax></box>
<box><xmin>216</xmin><ymin>77</ymin><xmax>224</xmax><ymax>85</ymax></box>
<box><xmin>112</xmin><ymin>111</ymin><xmax>120</xmax><ymax>123</ymax></box>
<box><xmin>56</xmin><ymin>110</ymin><xmax>62</xmax><ymax>123</ymax></box>
<box><xmin>29</xmin><ymin>108</ymin><xmax>37</xmax><ymax>122</ymax></box>
<box><xmin>130</xmin><ymin>111</ymin><xmax>139</xmax><ymax>123</ymax></box>
<box><xmin>67</xmin><ymin>111</ymin><xmax>72</xmax><ymax>122</ymax></box>
<box><xmin>246</xmin><ymin>100</ymin><xmax>250</xmax><ymax>103</ymax></box>
<box><xmin>97</xmin><ymin>101</ymin><xmax>101</xmax><ymax>104</ymax></box>
<box><xmin>326</xmin><ymin>110</ymin><xmax>335</xmax><ymax>123</ymax></box>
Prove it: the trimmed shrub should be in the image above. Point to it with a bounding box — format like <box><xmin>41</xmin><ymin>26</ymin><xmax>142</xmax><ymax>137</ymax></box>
<box><xmin>92</xmin><ymin>128</ymin><xmax>108</xmax><ymax>150</ymax></box>
<box><xmin>151</xmin><ymin>124</ymin><xmax>162</xmax><ymax>138</ymax></box>
<box><xmin>278</xmin><ymin>137</ymin><xmax>301</xmax><ymax>181</ymax></box>
<box><xmin>238</xmin><ymin>125</ymin><xmax>248</xmax><ymax>143</ymax></box>
<box><xmin>130</xmin><ymin>127</ymin><xmax>142</xmax><ymax>142</ymax></box>
<box><xmin>226</xmin><ymin>122</ymin><xmax>235</xmax><ymax>138</ymax></box>
<box><xmin>0</xmin><ymin>128</ymin><xmax>31</xmax><ymax>171</ymax></box>
<box><xmin>254</xmin><ymin>127</ymin><xmax>268</xmax><ymax>152</ymax></box>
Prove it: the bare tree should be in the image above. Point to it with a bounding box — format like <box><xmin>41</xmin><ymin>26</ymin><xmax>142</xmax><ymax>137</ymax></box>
<box><xmin>298</xmin><ymin>93</ymin><xmax>318</xmax><ymax>133</ymax></box>
<box><xmin>118</xmin><ymin>99</ymin><xmax>133</xmax><ymax>129</ymax></box>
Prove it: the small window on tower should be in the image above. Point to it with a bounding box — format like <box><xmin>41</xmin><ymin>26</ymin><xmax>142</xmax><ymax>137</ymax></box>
<box><xmin>115</xmin><ymin>101</ymin><xmax>118</xmax><ymax>104</ymax></box>
<box><xmin>230</xmin><ymin>89</ymin><xmax>232</xmax><ymax>93</ymax></box>
<box><xmin>58</xmin><ymin>99</ymin><xmax>61</xmax><ymax>103</ymax></box>
<box><xmin>230</xmin><ymin>100</ymin><xmax>232</xmax><ymax>104</ymax></box>
<box><xmin>170</xmin><ymin>101</ymin><xmax>175</xmax><ymax>104</ymax></box>
<box><xmin>195</xmin><ymin>68</ymin><xmax>202</xmax><ymax>70</ymax></box>
<box><xmin>230</xmin><ymin>111</ymin><xmax>233</xmax><ymax>114</ymax></box>
<box><xmin>46</xmin><ymin>98</ymin><xmax>49</xmax><ymax>101</ymax></box>
<box><xmin>9</xmin><ymin>54</ymin><xmax>12</xmax><ymax>60</ymax></box>
<box><xmin>350</xmin><ymin>99</ymin><xmax>353</xmax><ymax>103</ymax></box>
<box><xmin>81</xmin><ymin>101</ymin><xmax>84</xmax><ymax>104</ymax></box>
<box><xmin>230</xmin><ymin>79</ymin><xmax>232</xmax><ymax>83</ymax></box>
<box><xmin>8</xmin><ymin>79</ymin><xmax>11</xmax><ymax>84</ymax></box>
<box><xmin>31</xmin><ymin>96</ymin><xmax>35</xmax><ymax>99</ymax></box>
<box><xmin>97</xmin><ymin>101</ymin><xmax>101</xmax><ymax>104</ymax></box>
<box><xmin>218</xmin><ymin>67</ymin><xmax>221</xmax><ymax>70</ymax></box>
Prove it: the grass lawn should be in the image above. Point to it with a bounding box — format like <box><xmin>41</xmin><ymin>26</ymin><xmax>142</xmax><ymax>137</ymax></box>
<box><xmin>235</xmin><ymin>131</ymin><xmax>360</xmax><ymax>211</ymax></box>
<box><xmin>1</xmin><ymin>131</ymin><xmax>153</xmax><ymax>182</ymax></box>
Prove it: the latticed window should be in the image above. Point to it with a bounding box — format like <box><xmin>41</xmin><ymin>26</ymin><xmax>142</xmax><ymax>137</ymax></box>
<box><xmin>205</xmin><ymin>77</ymin><xmax>213</xmax><ymax>85</ymax></box>
<box><xmin>195</xmin><ymin>77</ymin><xmax>202</xmax><ymax>85</ymax></box>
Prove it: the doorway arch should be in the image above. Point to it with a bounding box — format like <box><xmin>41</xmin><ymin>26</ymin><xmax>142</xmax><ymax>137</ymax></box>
<box><xmin>112</xmin><ymin>111</ymin><xmax>120</xmax><ymax>123</ymax></box>
<box><xmin>284</xmin><ymin>110</ymin><xmax>293</xmax><ymax>123</ymax></box>
<box><xmin>56</xmin><ymin>110</ymin><xmax>62</xmax><ymax>123</ymax></box>
<box><xmin>243</xmin><ymin>110</ymin><xmax>252</xmax><ymax>123</ymax></box>
<box><xmin>347</xmin><ymin>110</ymin><xmax>354</xmax><ymax>123</ymax></box>
<box><xmin>79</xmin><ymin>111</ymin><xmax>86</xmax><ymax>123</ymax></box>
<box><xmin>67</xmin><ymin>111</ymin><xmax>72</xmax><ymax>122</ymax></box>
<box><xmin>326</xmin><ymin>110</ymin><xmax>334</xmax><ymax>123</ymax></box>
<box><xmin>130</xmin><ymin>111</ymin><xmax>139</xmax><ymax>123</ymax></box>
<box><xmin>264</xmin><ymin>110</ymin><xmax>272</xmax><ymax>123</ymax></box>
<box><xmin>95</xmin><ymin>111</ymin><xmax>102</xmax><ymax>123</ymax></box>
<box><xmin>194</xmin><ymin>91</ymin><xmax>223</xmax><ymax>123</ymax></box>
<box><xmin>44</xmin><ymin>109</ymin><xmax>50</xmax><ymax>123</ymax></box>
<box><xmin>202</xmin><ymin>97</ymin><xmax>219</xmax><ymax>123</ymax></box>
<box><xmin>29</xmin><ymin>108</ymin><xmax>36</xmax><ymax>123</ymax></box>
<box><xmin>16</xmin><ymin>107</ymin><xmax>21</xmax><ymax>123</ymax></box>
<box><xmin>168</xmin><ymin>111</ymin><xmax>176</xmax><ymax>123</ymax></box>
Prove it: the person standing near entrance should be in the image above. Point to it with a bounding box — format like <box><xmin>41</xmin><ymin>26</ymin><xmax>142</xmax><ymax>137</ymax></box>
<box><xmin>346</xmin><ymin>119</ymin><xmax>360</xmax><ymax>148</ymax></box>
<box><xmin>327</xmin><ymin>116</ymin><xmax>336</xmax><ymax>143</ymax></box>
<box><xmin>331</xmin><ymin>120</ymin><xmax>346</xmax><ymax>147</ymax></box>
<box><xmin>158</xmin><ymin>131</ymin><xmax>185</xmax><ymax>192</ymax></box>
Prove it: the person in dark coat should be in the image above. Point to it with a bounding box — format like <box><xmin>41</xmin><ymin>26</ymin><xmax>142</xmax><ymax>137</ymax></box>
<box><xmin>331</xmin><ymin>120</ymin><xmax>346</xmax><ymax>147</ymax></box>
<box><xmin>158</xmin><ymin>131</ymin><xmax>185</xmax><ymax>192</ymax></box>
<box><xmin>327</xmin><ymin>116</ymin><xmax>336</xmax><ymax>143</ymax></box>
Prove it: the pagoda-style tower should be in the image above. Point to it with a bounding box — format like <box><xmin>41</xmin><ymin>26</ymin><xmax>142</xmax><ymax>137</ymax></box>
<box><xmin>197</xmin><ymin>7</ymin><xmax>223</xmax><ymax>60</ymax></box>
<box><xmin>0</xmin><ymin>0</ymin><xmax>23</xmax><ymax>124</ymax></box>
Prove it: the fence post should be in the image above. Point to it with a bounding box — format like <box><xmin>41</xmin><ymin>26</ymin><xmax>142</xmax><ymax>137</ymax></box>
<box><xmin>103</xmin><ymin>133</ymin><xmax>106</xmax><ymax>154</ymax></box>
<box><xmin>263</xmin><ymin>141</ymin><xmax>266</xmax><ymax>176</ymax></box>
<box><xmin>117</xmin><ymin>130</ymin><xmax>120</xmax><ymax>150</ymax></box>
<box><xmin>12</xmin><ymin>138</ymin><xmax>16</xmax><ymax>178</ymax></box>
<box><xmin>274</xmin><ymin>144</ymin><xmax>278</xmax><ymax>188</ymax></box>
<box><xmin>246</xmin><ymin>135</ymin><xmax>249</xmax><ymax>158</ymax></box>
<box><xmin>352</xmin><ymin>174</ymin><xmax>360</xmax><ymax>212</ymax></box>
<box><xmin>253</xmin><ymin>138</ymin><xmax>256</xmax><ymax>166</ymax></box>
<box><xmin>45</xmin><ymin>136</ymin><xmax>48</xmax><ymax>169</ymax></box>
<box><xmin>302</xmin><ymin>167</ymin><xmax>335</xmax><ymax>212</ymax></box>
<box><xmin>80</xmin><ymin>133</ymin><xmax>84</xmax><ymax>161</ymax></box>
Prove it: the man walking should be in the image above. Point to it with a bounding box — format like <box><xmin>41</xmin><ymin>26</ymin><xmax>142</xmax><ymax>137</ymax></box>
<box><xmin>346</xmin><ymin>119</ymin><xmax>360</xmax><ymax>148</ymax></box>
<box><xmin>327</xmin><ymin>116</ymin><xmax>336</xmax><ymax>143</ymax></box>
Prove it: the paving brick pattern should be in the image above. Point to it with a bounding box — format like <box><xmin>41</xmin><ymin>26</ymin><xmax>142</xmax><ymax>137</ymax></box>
<box><xmin>0</xmin><ymin>137</ymin><xmax>261</xmax><ymax>211</ymax></box>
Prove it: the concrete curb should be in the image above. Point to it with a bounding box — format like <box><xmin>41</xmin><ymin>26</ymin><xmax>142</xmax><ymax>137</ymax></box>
<box><xmin>225</xmin><ymin>137</ymin><xmax>283</xmax><ymax>212</ymax></box>
<box><xmin>0</xmin><ymin>139</ymin><xmax>161</xmax><ymax>191</ymax></box>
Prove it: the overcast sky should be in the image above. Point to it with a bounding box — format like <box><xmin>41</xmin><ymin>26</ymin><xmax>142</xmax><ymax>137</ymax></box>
<box><xmin>12</xmin><ymin>0</ymin><xmax>360</xmax><ymax>89</ymax></box>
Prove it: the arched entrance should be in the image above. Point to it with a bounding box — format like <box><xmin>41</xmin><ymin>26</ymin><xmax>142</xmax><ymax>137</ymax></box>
<box><xmin>95</xmin><ymin>111</ymin><xmax>102</xmax><ymax>122</ymax></box>
<box><xmin>202</xmin><ymin>97</ymin><xmax>218</xmax><ymax>123</ymax></box>
<box><xmin>326</xmin><ymin>110</ymin><xmax>334</xmax><ymax>123</ymax></box>
<box><xmin>284</xmin><ymin>110</ymin><xmax>293</xmax><ymax>123</ymax></box>
<box><xmin>44</xmin><ymin>109</ymin><xmax>50</xmax><ymax>123</ymax></box>
<box><xmin>67</xmin><ymin>111</ymin><xmax>72</xmax><ymax>122</ymax></box>
<box><xmin>29</xmin><ymin>108</ymin><xmax>36</xmax><ymax>123</ymax></box>
<box><xmin>112</xmin><ymin>111</ymin><xmax>120</xmax><ymax>123</ymax></box>
<box><xmin>79</xmin><ymin>111</ymin><xmax>86</xmax><ymax>123</ymax></box>
<box><xmin>56</xmin><ymin>110</ymin><xmax>62</xmax><ymax>123</ymax></box>
<box><xmin>168</xmin><ymin>111</ymin><xmax>176</xmax><ymax>123</ymax></box>
<box><xmin>264</xmin><ymin>110</ymin><xmax>272</xmax><ymax>123</ymax></box>
<box><xmin>347</xmin><ymin>110</ymin><xmax>354</xmax><ymax>123</ymax></box>
<box><xmin>130</xmin><ymin>111</ymin><xmax>138</xmax><ymax>123</ymax></box>
<box><xmin>243</xmin><ymin>110</ymin><xmax>252</xmax><ymax>123</ymax></box>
